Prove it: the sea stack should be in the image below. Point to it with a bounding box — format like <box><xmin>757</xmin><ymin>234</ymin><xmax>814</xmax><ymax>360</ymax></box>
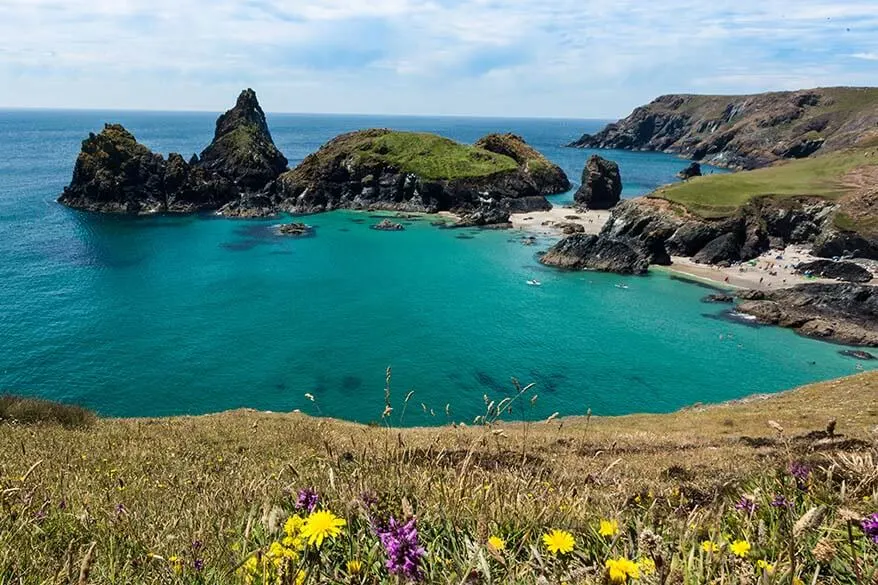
<box><xmin>198</xmin><ymin>88</ymin><xmax>288</xmax><ymax>191</ymax></box>
<box><xmin>574</xmin><ymin>155</ymin><xmax>622</xmax><ymax>210</ymax></box>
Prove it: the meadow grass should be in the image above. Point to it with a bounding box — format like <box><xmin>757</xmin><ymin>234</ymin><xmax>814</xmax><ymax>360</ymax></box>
<box><xmin>0</xmin><ymin>372</ymin><xmax>876</xmax><ymax>584</ymax></box>
<box><xmin>654</xmin><ymin>150</ymin><xmax>875</xmax><ymax>219</ymax></box>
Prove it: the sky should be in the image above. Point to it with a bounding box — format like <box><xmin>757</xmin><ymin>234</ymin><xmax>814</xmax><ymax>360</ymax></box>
<box><xmin>0</xmin><ymin>0</ymin><xmax>877</xmax><ymax>118</ymax></box>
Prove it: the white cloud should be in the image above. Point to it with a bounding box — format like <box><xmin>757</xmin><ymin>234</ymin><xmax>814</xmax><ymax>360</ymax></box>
<box><xmin>0</xmin><ymin>0</ymin><xmax>876</xmax><ymax>117</ymax></box>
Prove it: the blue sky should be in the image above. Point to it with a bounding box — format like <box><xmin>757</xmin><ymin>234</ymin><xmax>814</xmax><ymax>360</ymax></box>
<box><xmin>0</xmin><ymin>0</ymin><xmax>876</xmax><ymax>118</ymax></box>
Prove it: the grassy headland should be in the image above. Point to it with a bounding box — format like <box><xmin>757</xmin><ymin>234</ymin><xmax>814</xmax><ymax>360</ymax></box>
<box><xmin>1</xmin><ymin>373</ymin><xmax>876</xmax><ymax>583</ymax></box>
<box><xmin>654</xmin><ymin>147</ymin><xmax>878</xmax><ymax>227</ymax></box>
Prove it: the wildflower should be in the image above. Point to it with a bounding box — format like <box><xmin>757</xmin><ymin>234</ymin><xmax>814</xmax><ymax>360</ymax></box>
<box><xmin>285</xmin><ymin>515</ymin><xmax>305</xmax><ymax>537</ymax></box>
<box><xmin>346</xmin><ymin>559</ymin><xmax>363</xmax><ymax>575</ymax></box>
<box><xmin>730</xmin><ymin>540</ymin><xmax>751</xmax><ymax>558</ymax></box>
<box><xmin>605</xmin><ymin>558</ymin><xmax>640</xmax><ymax>583</ymax></box>
<box><xmin>599</xmin><ymin>519</ymin><xmax>620</xmax><ymax>537</ymax></box>
<box><xmin>542</xmin><ymin>529</ymin><xmax>575</xmax><ymax>555</ymax></box>
<box><xmin>770</xmin><ymin>494</ymin><xmax>791</xmax><ymax>508</ymax></box>
<box><xmin>790</xmin><ymin>462</ymin><xmax>810</xmax><ymax>490</ymax></box>
<box><xmin>792</xmin><ymin>578</ymin><xmax>805</xmax><ymax>585</ymax></box>
<box><xmin>300</xmin><ymin>510</ymin><xmax>346</xmax><ymax>548</ymax></box>
<box><xmin>376</xmin><ymin>516</ymin><xmax>426</xmax><ymax>581</ymax></box>
<box><xmin>193</xmin><ymin>558</ymin><xmax>204</xmax><ymax>572</ymax></box>
<box><xmin>735</xmin><ymin>496</ymin><xmax>757</xmax><ymax>514</ymax></box>
<box><xmin>701</xmin><ymin>540</ymin><xmax>719</xmax><ymax>553</ymax></box>
<box><xmin>637</xmin><ymin>557</ymin><xmax>656</xmax><ymax>576</ymax></box>
<box><xmin>295</xmin><ymin>488</ymin><xmax>319</xmax><ymax>513</ymax></box>
<box><xmin>488</xmin><ymin>535</ymin><xmax>506</xmax><ymax>551</ymax></box>
<box><xmin>168</xmin><ymin>555</ymin><xmax>183</xmax><ymax>575</ymax></box>
<box><xmin>860</xmin><ymin>512</ymin><xmax>878</xmax><ymax>544</ymax></box>
<box><xmin>756</xmin><ymin>559</ymin><xmax>774</xmax><ymax>573</ymax></box>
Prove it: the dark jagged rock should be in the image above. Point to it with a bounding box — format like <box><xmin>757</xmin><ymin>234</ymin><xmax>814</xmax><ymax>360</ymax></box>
<box><xmin>692</xmin><ymin>233</ymin><xmax>742</xmax><ymax>266</ymax></box>
<box><xmin>277</xmin><ymin>222</ymin><xmax>314</xmax><ymax>236</ymax></box>
<box><xmin>556</xmin><ymin>222</ymin><xmax>585</xmax><ymax>235</ymax></box>
<box><xmin>539</xmin><ymin>233</ymin><xmax>649</xmax><ymax>274</ymax></box>
<box><xmin>796</xmin><ymin>259</ymin><xmax>873</xmax><ymax>283</ymax></box>
<box><xmin>198</xmin><ymin>89</ymin><xmax>288</xmax><ymax>191</ymax></box>
<box><xmin>455</xmin><ymin>205</ymin><xmax>511</xmax><ymax>227</ymax></box>
<box><xmin>567</xmin><ymin>88</ymin><xmax>878</xmax><ymax>169</ymax></box>
<box><xmin>812</xmin><ymin>228</ymin><xmax>878</xmax><ymax>260</ymax></box>
<box><xmin>840</xmin><ymin>349</ymin><xmax>876</xmax><ymax>360</ymax></box>
<box><xmin>371</xmin><ymin>218</ymin><xmax>405</xmax><ymax>231</ymax></box>
<box><xmin>736</xmin><ymin>284</ymin><xmax>878</xmax><ymax>346</ymax></box>
<box><xmin>473</xmin><ymin>133</ymin><xmax>570</xmax><ymax>195</ymax></box>
<box><xmin>574</xmin><ymin>155</ymin><xmax>622</xmax><ymax>210</ymax></box>
<box><xmin>703</xmin><ymin>293</ymin><xmax>735</xmax><ymax>304</ymax></box>
<box><xmin>677</xmin><ymin>162</ymin><xmax>702</xmax><ymax>180</ymax></box>
<box><xmin>58</xmin><ymin>124</ymin><xmax>235</xmax><ymax>214</ymax></box>
<box><xmin>276</xmin><ymin>129</ymin><xmax>546</xmax><ymax>222</ymax></box>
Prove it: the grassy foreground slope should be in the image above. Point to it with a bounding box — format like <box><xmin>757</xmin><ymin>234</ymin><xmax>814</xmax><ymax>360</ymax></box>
<box><xmin>1</xmin><ymin>373</ymin><xmax>877</xmax><ymax>584</ymax></box>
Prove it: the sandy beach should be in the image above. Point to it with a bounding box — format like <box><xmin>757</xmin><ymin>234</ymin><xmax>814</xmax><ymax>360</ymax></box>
<box><xmin>509</xmin><ymin>205</ymin><xmax>610</xmax><ymax>236</ymax></box>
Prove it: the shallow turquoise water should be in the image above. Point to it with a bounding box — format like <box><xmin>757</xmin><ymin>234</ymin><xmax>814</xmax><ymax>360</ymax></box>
<box><xmin>0</xmin><ymin>111</ymin><xmax>870</xmax><ymax>424</ymax></box>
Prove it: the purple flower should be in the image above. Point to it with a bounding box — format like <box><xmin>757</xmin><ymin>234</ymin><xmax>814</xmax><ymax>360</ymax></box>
<box><xmin>193</xmin><ymin>558</ymin><xmax>204</xmax><ymax>571</ymax></box>
<box><xmin>191</xmin><ymin>540</ymin><xmax>203</xmax><ymax>551</ymax></box>
<box><xmin>735</xmin><ymin>496</ymin><xmax>757</xmax><ymax>514</ymax></box>
<box><xmin>862</xmin><ymin>513</ymin><xmax>878</xmax><ymax>544</ymax></box>
<box><xmin>375</xmin><ymin>516</ymin><xmax>426</xmax><ymax>581</ymax></box>
<box><xmin>770</xmin><ymin>494</ymin><xmax>791</xmax><ymax>508</ymax></box>
<box><xmin>790</xmin><ymin>462</ymin><xmax>810</xmax><ymax>490</ymax></box>
<box><xmin>360</xmin><ymin>490</ymin><xmax>378</xmax><ymax>510</ymax></box>
<box><xmin>114</xmin><ymin>503</ymin><xmax>127</xmax><ymax>518</ymax></box>
<box><xmin>295</xmin><ymin>488</ymin><xmax>319</xmax><ymax>513</ymax></box>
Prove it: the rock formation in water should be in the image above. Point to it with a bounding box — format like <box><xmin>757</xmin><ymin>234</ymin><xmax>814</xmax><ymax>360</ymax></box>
<box><xmin>539</xmin><ymin>233</ymin><xmax>650</xmax><ymax>274</ymax></box>
<box><xmin>736</xmin><ymin>284</ymin><xmax>878</xmax><ymax>346</ymax></box>
<box><xmin>198</xmin><ymin>88</ymin><xmax>289</xmax><ymax>191</ymax></box>
<box><xmin>271</xmin><ymin>129</ymin><xmax>549</xmax><ymax>226</ymax></box>
<box><xmin>568</xmin><ymin>87</ymin><xmax>878</xmax><ymax>169</ymax></box>
<box><xmin>371</xmin><ymin>218</ymin><xmax>405</xmax><ymax>231</ymax></box>
<box><xmin>59</xmin><ymin>89</ymin><xmax>287</xmax><ymax>214</ymax></box>
<box><xmin>59</xmin><ymin>94</ymin><xmax>557</xmax><ymax>226</ymax></box>
<box><xmin>795</xmin><ymin>259</ymin><xmax>873</xmax><ymax>283</ymax></box>
<box><xmin>574</xmin><ymin>155</ymin><xmax>622</xmax><ymax>210</ymax></box>
<box><xmin>473</xmin><ymin>133</ymin><xmax>570</xmax><ymax>195</ymax></box>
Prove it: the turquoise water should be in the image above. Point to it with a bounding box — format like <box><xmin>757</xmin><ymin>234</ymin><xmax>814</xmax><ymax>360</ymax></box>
<box><xmin>0</xmin><ymin>110</ymin><xmax>870</xmax><ymax>424</ymax></box>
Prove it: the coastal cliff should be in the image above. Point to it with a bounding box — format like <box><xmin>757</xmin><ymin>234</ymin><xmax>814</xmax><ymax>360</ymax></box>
<box><xmin>58</xmin><ymin>91</ymin><xmax>553</xmax><ymax>226</ymax></box>
<box><xmin>569</xmin><ymin>87</ymin><xmax>878</xmax><ymax>170</ymax></box>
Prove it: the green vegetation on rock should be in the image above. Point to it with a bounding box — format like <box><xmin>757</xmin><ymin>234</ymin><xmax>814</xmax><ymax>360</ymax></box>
<box><xmin>655</xmin><ymin>149</ymin><xmax>874</xmax><ymax>218</ymax></box>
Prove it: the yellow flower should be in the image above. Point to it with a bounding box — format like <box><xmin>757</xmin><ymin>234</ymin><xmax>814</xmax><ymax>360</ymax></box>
<box><xmin>488</xmin><ymin>535</ymin><xmax>506</xmax><ymax>552</ymax></box>
<box><xmin>284</xmin><ymin>515</ymin><xmax>305</xmax><ymax>537</ymax></box>
<box><xmin>730</xmin><ymin>540</ymin><xmax>751</xmax><ymax>558</ymax></box>
<box><xmin>542</xmin><ymin>529</ymin><xmax>576</xmax><ymax>555</ymax></box>
<box><xmin>756</xmin><ymin>559</ymin><xmax>774</xmax><ymax>573</ymax></box>
<box><xmin>300</xmin><ymin>510</ymin><xmax>346</xmax><ymax>548</ymax></box>
<box><xmin>701</xmin><ymin>540</ymin><xmax>719</xmax><ymax>554</ymax></box>
<box><xmin>296</xmin><ymin>570</ymin><xmax>307</xmax><ymax>585</ymax></box>
<box><xmin>599</xmin><ymin>519</ymin><xmax>620</xmax><ymax>537</ymax></box>
<box><xmin>346</xmin><ymin>560</ymin><xmax>363</xmax><ymax>575</ymax></box>
<box><xmin>605</xmin><ymin>558</ymin><xmax>640</xmax><ymax>583</ymax></box>
<box><xmin>637</xmin><ymin>557</ymin><xmax>656</xmax><ymax>576</ymax></box>
<box><xmin>792</xmin><ymin>578</ymin><xmax>804</xmax><ymax>585</ymax></box>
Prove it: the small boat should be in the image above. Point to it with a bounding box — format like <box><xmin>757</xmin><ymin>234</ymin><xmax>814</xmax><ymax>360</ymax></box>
<box><xmin>526</xmin><ymin>280</ymin><xmax>541</xmax><ymax>286</ymax></box>
<box><xmin>615</xmin><ymin>284</ymin><xmax>629</xmax><ymax>290</ymax></box>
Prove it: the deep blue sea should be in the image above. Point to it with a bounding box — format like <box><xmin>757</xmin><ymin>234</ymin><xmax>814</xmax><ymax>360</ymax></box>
<box><xmin>0</xmin><ymin>110</ymin><xmax>871</xmax><ymax>424</ymax></box>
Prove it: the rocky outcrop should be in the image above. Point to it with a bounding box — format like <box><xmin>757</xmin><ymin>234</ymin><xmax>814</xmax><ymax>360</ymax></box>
<box><xmin>60</xmin><ymin>99</ymin><xmax>549</xmax><ymax>225</ymax></box>
<box><xmin>541</xmin><ymin>195</ymin><xmax>849</xmax><ymax>275</ymax></box>
<box><xmin>574</xmin><ymin>155</ymin><xmax>622</xmax><ymax>210</ymax></box>
<box><xmin>568</xmin><ymin>88</ymin><xmax>878</xmax><ymax>169</ymax></box>
<box><xmin>539</xmin><ymin>233</ymin><xmax>649</xmax><ymax>274</ymax></box>
<box><xmin>274</xmin><ymin>129</ymin><xmax>548</xmax><ymax>225</ymax></box>
<box><xmin>277</xmin><ymin>222</ymin><xmax>314</xmax><ymax>236</ymax></box>
<box><xmin>736</xmin><ymin>284</ymin><xmax>878</xmax><ymax>346</ymax></box>
<box><xmin>58</xmin><ymin>124</ymin><xmax>236</xmax><ymax>214</ymax></box>
<box><xmin>812</xmin><ymin>228</ymin><xmax>878</xmax><ymax>260</ymax></box>
<box><xmin>199</xmin><ymin>89</ymin><xmax>288</xmax><ymax>191</ymax></box>
<box><xmin>473</xmin><ymin>133</ymin><xmax>570</xmax><ymax>195</ymax></box>
<box><xmin>677</xmin><ymin>162</ymin><xmax>702</xmax><ymax>180</ymax></box>
<box><xmin>371</xmin><ymin>219</ymin><xmax>405</xmax><ymax>231</ymax></box>
<box><xmin>796</xmin><ymin>259</ymin><xmax>873</xmax><ymax>283</ymax></box>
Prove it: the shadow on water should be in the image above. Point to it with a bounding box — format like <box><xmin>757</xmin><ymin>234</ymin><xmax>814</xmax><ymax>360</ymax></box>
<box><xmin>474</xmin><ymin>371</ymin><xmax>509</xmax><ymax>394</ymax></box>
<box><xmin>455</xmin><ymin>234</ymin><xmax>475</xmax><ymax>240</ymax></box>
<box><xmin>669</xmin><ymin>274</ymin><xmax>727</xmax><ymax>291</ymax></box>
<box><xmin>341</xmin><ymin>375</ymin><xmax>363</xmax><ymax>392</ymax></box>
<box><xmin>221</xmin><ymin>223</ymin><xmax>316</xmax><ymax>252</ymax></box>
<box><xmin>529</xmin><ymin>370</ymin><xmax>568</xmax><ymax>393</ymax></box>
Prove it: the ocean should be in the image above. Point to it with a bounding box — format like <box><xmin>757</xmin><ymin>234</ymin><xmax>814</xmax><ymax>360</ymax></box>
<box><xmin>0</xmin><ymin>110</ymin><xmax>871</xmax><ymax>424</ymax></box>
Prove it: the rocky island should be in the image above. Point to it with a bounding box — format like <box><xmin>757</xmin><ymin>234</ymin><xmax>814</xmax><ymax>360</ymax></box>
<box><xmin>58</xmin><ymin>90</ymin><xmax>565</xmax><ymax>227</ymax></box>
